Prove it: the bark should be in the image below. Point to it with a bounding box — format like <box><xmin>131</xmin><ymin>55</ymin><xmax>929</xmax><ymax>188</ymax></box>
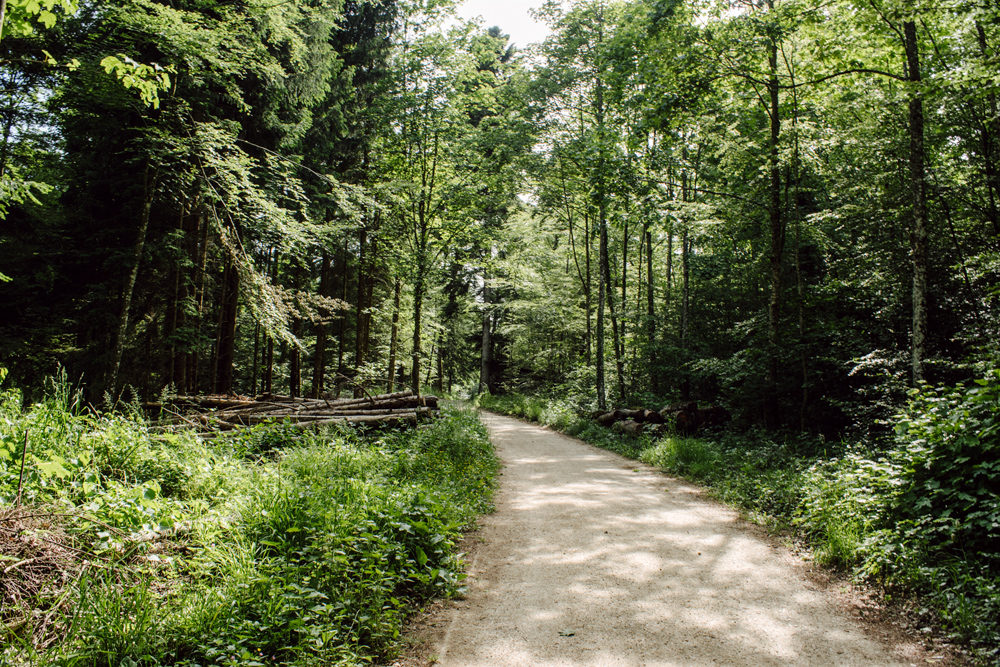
<box><xmin>764</xmin><ymin>24</ymin><xmax>784</xmax><ymax>430</ymax></box>
<box><xmin>593</xmin><ymin>11</ymin><xmax>625</xmax><ymax>406</ymax></box>
<box><xmin>424</xmin><ymin>337</ymin><xmax>435</xmax><ymax>388</ymax></box>
<box><xmin>680</xmin><ymin>172</ymin><xmax>691</xmax><ymax>353</ymax></box>
<box><xmin>178</xmin><ymin>209</ymin><xmax>194</xmax><ymax>393</ymax></box>
<box><xmin>681</xmin><ymin>227</ymin><xmax>690</xmax><ymax>349</ymax></box>
<box><xmin>354</xmin><ymin>228</ymin><xmax>368</xmax><ymax>388</ymax></box>
<box><xmin>108</xmin><ymin>165</ymin><xmax>157</xmax><ymax>395</ymax></box>
<box><xmin>214</xmin><ymin>258</ymin><xmax>240</xmax><ymax>395</ymax></box>
<box><xmin>665</xmin><ymin>218</ymin><xmax>673</xmax><ymax>325</ymax></box>
<box><xmin>976</xmin><ymin>24</ymin><xmax>1000</xmax><ymax>239</ymax></box>
<box><xmin>595</xmin><ymin>100</ymin><xmax>607</xmax><ymax>408</ymax></box>
<box><xmin>0</xmin><ymin>0</ymin><xmax>8</xmax><ymax>44</ymax></box>
<box><xmin>480</xmin><ymin>280</ymin><xmax>492</xmax><ymax>394</ymax></box>
<box><xmin>411</xmin><ymin>267</ymin><xmax>425</xmax><ymax>396</ymax></box>
<box><xmin>251</xmin><ymin>322</ymin><xmax>260</xmax><ymax>399</ymax></box>
<box><xmin>290</xmin><ymin>323</ymin><xmax>301</xmax><ymax>398</ymax></box>
<box><xmin>166</xmin><ymin>215</ymin><xmax>182</xmax><ymax>389</ymax></box>
<box><xmin>312</xmin><ymin>252</ymin><xmax>332</xmax><ymax>398</ymax></box>
<box><xmin>192</xmin><ymin>214</ymin><xmax>210</xmax><ymax>393</ymax></box>
<box><xmin>585</xmin><ymin>210</ymin><xmax>593</xmax><ymax>365</ymax></box>
<box><xmin>435</xmin><ymin>330</ymin><xmax>444</xmax><ymax>394</ymax></box>
<box><xmin>905</xmin><ymin>19</ymin><xmax>928</xmax><ymax>384</ymax></box>
<box><xmin>387</xmin><ymin>276</ymin><xmax>402</xmax><ymax>393</ymax></box>
<box><xmin>336</xmin><ymin>243</ymin><xmax>349</xmax><ymax>374</ymax></box>
<box><xmin>564</xmin><ymin>163</ymin><xmax>592</xmax><ymax>366</ymax></box>
<box><xmin>645</xmin><ymin>223</ymin><xmax>655</xmax><ymax>365</ymax></box>
<box><xmin>264</xmin><ymin>336</ymin><xmax>274</xmax><ymax>395</ymax></box>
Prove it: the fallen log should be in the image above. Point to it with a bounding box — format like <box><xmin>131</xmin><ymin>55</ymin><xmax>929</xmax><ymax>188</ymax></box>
<box><xmin>641</xmin><ymin>409</ymin><xmax>665</xmax><ymax>424</ymax></box>
<box><xmin>152</xmin><ymin>391</ymin><xmax>440</xmax><ymax>433</ymax></box>
<box><xmin>612</xmin><ymin>420</ymin><xmax>645</xmax><ymax>436</ymax></box>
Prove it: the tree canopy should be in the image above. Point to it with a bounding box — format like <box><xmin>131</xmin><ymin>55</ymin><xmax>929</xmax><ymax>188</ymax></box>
<box><xmin>0</xmin><ymin>0</ymin><xmax>996</xmax><ymax>433</ymax></box>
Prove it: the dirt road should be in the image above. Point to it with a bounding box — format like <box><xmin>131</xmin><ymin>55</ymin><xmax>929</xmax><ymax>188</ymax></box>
<box><xmin>425</xmin><ymin>411</ymin><xmax>915</xmax><ymax>667</ymax></box>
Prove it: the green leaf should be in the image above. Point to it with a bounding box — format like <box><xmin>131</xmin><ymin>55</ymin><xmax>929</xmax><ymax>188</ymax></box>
<box><xmin>36</xmin><ymin>459</ymin><xmax>70</xmax><ymax>479</ymax></box>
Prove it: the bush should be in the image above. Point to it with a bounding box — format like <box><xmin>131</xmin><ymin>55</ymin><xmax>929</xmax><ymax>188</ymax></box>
<box><xmin>891</xmin><ymin>372</ymin><xmax>1000</xmax><ymax>570</ymax></box>
<box><xmin>0</xmin><ymin>371</ymin><xmax>499</xmax><ymax>667</ymax></box>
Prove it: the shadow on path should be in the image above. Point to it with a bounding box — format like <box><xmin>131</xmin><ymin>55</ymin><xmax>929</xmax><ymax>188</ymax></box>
<box><xmin>433</xmin><ymin>412</ymin><xmax>907</xmax><ymax>667</ymax></box>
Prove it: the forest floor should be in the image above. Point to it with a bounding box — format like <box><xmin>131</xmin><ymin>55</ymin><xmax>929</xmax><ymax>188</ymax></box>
<box><xmin>392</xmin><ymin>411</ymin><xmax>957</xmax><ymax>667</ymax></box>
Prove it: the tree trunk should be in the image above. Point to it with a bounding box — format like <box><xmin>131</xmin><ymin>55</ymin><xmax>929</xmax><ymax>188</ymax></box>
<box><xmin>387</xmin><ymin>276</ymin><xmax>402</xmax><ymax>393</ymax></box>
<box><xmin>665</xmin><ymin>218</ymin><xmax>673</xmax><ymax>332</ymax></box>
<box><xmin>480</xmin><ymin>279</ymin><xmax>492</xmax><ymax>394</ymax></box>
<box><xmin>251</xmin><ymin>322</ymin><xmax>260</xmax><ymax>398</ymax></box>
<box><xmin>290</xmin><ymin>319</ymin><xmax>301</xmax><ymax>398</ymax></box>
<box><xmin>108</xmin><ymin>165</ymin><xmax>157</xmax><ymax>396</ymax></box>
<box><xmin>264</xmin><ymin>336</ymin><xmax>273</xmax><ymax>394</ymax></box>
<box><xmin>354</xmin><ymin>228</ymin><xmax>368</xmax><ymax>393</ymax></box>
<box><xmin>905</xmin><ymin>19</ymin><xmax>928</xmax><ymax>384</ymax></box>
<box><xmin>976</xmin><ymin>24</ymin><xmax>1000</xmax><ymax>240</ymax></box>
<box><xmin>336</xmin><ymin>243</ymin><xmax>349</xmax><ymax>374</ymax></box>
<box><xmin>312</xmin><ymin>252</ymin><xmax>332</xmax><ymax>398</ymax></box>
<box><xmin>166</xmin><ymin>216</ymin><xmax>181</xmax><ymax>389</ymax></box>
<box><xmin>215</xmin><ymin>258</ymin><xmax>240</xmax><ymax>395</ymax></box>
<box><xmin>191</xmin><ymin>214</ymin><xmax>209</xmax><ymax>394</ymax></box>
<box><xmin>764</xmin><ymin>24</ymin><xmax>784</xmax><ymax>429</ymax></box>
<box><xmin>596</xmin><ymin>222</ymin><xmax>607</xmax><ymax>410</ymax></box>
<box><xmin>645</xmin><ymin>223</ymin><xmax>655</xmax><ymax>365</ymax></box>
<box><xmin>594</xmin><ymin>11</ymin><xmax>624</xmax><ymax>406</ymax></box>
<box><xmin>585</xmin><ymin>210</ymin><xmax>593</xmax><ymax>365</ymax></box>
<box><xmin>435</xmin><ymin>330</ymin><xmax>444</xmax><ymax>394</ymax></box>
<box><xmin>411</xmin><ymin>267</ymin><xmax>425</xmax><ymax>396</ymax></box>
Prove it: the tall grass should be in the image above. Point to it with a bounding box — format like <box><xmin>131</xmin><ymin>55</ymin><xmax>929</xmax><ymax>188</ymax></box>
<box><xmin>0</xmin><ymin>373</ymin><xmax>498</xmax><ymax>666</ymax></box>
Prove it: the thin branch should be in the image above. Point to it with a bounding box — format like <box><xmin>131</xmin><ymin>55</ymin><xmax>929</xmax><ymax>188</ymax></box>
<box><xmin>653</xmin><ymin>180</ymin><xmax>768</xmax><ymax>210</ymax></box>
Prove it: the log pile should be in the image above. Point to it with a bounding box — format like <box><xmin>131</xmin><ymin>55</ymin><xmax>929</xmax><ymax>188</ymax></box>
<box><xmin>150</xmin><ymin>390</ymin><xmax>440</xmax><ymax>432</ymax></box>
<box><xmin>596</xmin><ymin>401</ymin><xmax>730</xmax><ymax>437</ymax></box>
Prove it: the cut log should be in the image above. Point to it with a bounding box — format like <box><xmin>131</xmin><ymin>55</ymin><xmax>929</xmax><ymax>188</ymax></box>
<box><xmin>642</xmin><ymin>409</ymin><xmax>664</xmax><ymax>424</ymax></box>
<box><xmin>152</xmin><ymin>390</ymin><xmax>439</xmax><ymax>434</ymax></box>
<box><xmin>596</xmin><ymin>411</ymin><xmax>619</xmax><ymax>427</ymax></box>
<box><xmin>612</xmin><ymin>420</ymin><xmax>645</xmax><ymax>436</ymax></box>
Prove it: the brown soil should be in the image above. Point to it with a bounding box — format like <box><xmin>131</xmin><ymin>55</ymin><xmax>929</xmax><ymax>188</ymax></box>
<box><xmin>391</xmin><ymin>412</ymin><xmax>966</xmax><ymax>667</ymax></box>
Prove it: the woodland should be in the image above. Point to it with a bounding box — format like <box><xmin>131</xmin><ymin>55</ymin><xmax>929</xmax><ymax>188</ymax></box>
<box><xmin>0</xmin><ymin>0</ymin><xmax>999</xmax><ymax>663</ymax></box>
<box><xmin>0</xmin><ymin>0</ymin><xmax>995</xmax><ymax>426</ymax></box>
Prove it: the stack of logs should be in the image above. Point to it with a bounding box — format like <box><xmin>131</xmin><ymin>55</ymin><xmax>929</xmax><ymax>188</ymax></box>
<box><xmin>149</xmin><ymin>390</ymin><xmax>439</xmax><ymax>432</ymax></box>
<box><xmin>595</xmin><ymin>401</ymin><xmax>730</xmax><ymax>436</ymax></box>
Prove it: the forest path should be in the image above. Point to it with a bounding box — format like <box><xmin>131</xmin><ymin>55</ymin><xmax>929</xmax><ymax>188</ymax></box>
<box><xmin>425</xmin><ymin>411</ymin><xmax>911</xmax><ymax>667</ymax></box>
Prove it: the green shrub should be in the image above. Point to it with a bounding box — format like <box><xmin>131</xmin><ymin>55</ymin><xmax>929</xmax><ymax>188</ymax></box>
<box><xmin>891</xmin><ymin>372</ymin><xmax>1000</xmax><ymax>570</ymax></box>
<box><xmin>0</xmin><ymin>372</ymin><xmax>498</xmax><ymax>667</ymax></box>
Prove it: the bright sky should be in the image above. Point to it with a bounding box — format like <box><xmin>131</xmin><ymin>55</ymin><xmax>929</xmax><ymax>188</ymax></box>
<box><xmin>455</xmin><ymin>0</ymin><xmax>552</xmax><ymax>49</ymax></box>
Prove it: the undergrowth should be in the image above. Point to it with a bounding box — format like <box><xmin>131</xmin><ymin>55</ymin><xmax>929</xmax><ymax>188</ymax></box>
<box><xmin>480</xmin><ymin>381</ymin><xmax>1000</xmax><ymax>665</ymax></box>
<box><xmin>0</xmin><ymin>369</ymin><xmax>499</xmax><ymax>666</ymax></box>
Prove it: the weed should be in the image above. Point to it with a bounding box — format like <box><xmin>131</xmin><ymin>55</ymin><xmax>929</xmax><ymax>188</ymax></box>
<box><xmin>0</xmin><ymin>372</ymin><xmax>499</xmax><ymax>666</ymax></box>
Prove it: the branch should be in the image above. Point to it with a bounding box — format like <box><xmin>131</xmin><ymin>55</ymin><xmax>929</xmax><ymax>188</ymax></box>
<box><xmin>653</xmin><ymin>180</ymin><xmax>768</xmax><ymax>210</ymax></box>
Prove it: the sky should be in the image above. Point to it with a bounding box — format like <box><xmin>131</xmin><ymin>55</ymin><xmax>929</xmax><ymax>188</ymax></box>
<box><xmin>455</xmin><ymin>0</ymin><xmax>552</xmax><ymax>49</ymax></box>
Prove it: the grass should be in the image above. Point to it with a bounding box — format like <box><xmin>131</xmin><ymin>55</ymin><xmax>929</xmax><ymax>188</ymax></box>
<box><xmin>0</xmin><ymin>375</ymin><xmax>499</xmax><ymax>666</ymax></box>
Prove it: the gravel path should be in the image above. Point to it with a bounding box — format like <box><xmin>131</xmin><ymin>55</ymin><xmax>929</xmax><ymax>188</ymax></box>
<box><xmin>430</xmin><ymin>411</ymin><xmax>911</xmax><ymax>667</ymax></box>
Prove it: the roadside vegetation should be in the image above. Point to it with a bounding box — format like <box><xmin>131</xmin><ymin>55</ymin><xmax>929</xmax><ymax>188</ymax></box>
<box><xmin>0</xmin><ymin>369</ymin><xmax>498</xmax><ymax>666</ymax></box>
<box><xmin>479</xmin><ymin>375</ymin><xmax>1000</xmax><ymax>666</ymax></box>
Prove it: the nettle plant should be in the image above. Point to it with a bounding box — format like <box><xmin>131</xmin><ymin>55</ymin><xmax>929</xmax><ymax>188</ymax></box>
<box><xmin>892</xmin><ymin>370</ymin><xmax>1000</xmax><ymax>569</ymax></box>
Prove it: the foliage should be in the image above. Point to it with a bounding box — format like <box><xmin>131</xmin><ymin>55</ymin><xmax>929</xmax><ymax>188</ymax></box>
<box><xmin>891</xmin><ymin>372</ymin><xmax>1000</xmax><ymax>569</ymax></box>
<box><xmin>0</xmin><ymin>372</ymin><xmax>498</xmax><ymax>665</ymax></box>
<box><xmin>0</xmin><ymin>0</ymin><xmax>77</xmax><ymax>40</ymax></box>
